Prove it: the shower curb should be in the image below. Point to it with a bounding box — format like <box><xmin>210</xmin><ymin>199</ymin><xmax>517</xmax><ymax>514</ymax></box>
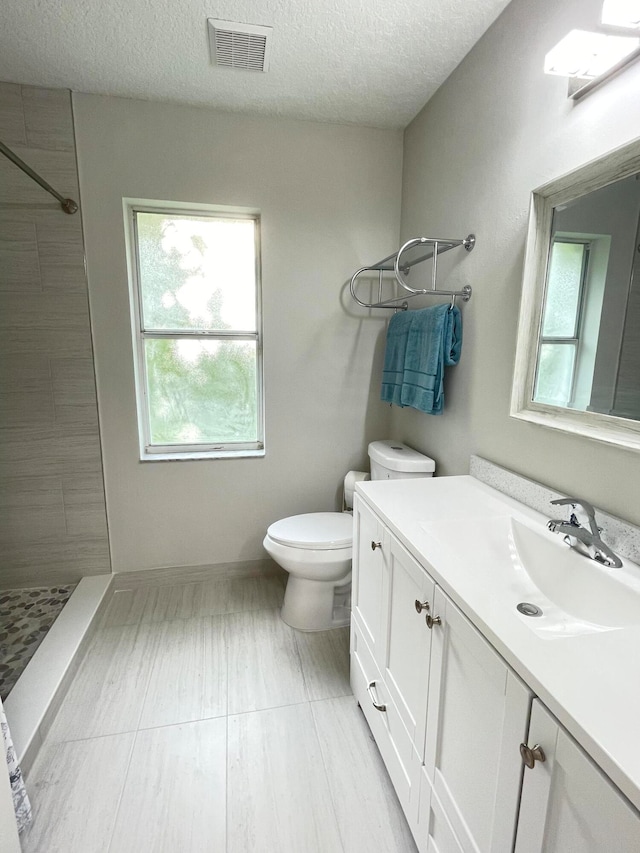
<box><xmin>3</xmin><ymin>575</ymin><xmax>112</xmax><ymax>777</ymax></box>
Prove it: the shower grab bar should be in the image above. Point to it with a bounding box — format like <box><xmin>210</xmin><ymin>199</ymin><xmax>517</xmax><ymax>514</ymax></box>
<box><xmin>0</xmin><ymin>140</ymin><xmax>78</xmax><ymax>214</ymax></box>
<box><xmin>350</xmin><ymin>233</ymin><xmax>474</xmax><ymax>310</ymax></box>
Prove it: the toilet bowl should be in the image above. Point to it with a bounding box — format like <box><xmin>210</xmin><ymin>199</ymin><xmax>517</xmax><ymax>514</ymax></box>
<box><xmin>264</xmin><ymin>440</ymin><xmax>436</xmax><ymax>631</ymax></box>
<box><xmin>263</xmin><ymin>512</ymin><xmax>352</xmax><ymax>631</ymax></box>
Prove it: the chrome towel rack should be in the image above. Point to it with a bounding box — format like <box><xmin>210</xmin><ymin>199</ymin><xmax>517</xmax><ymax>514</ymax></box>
<box><xmin>350</xmin><ymin>234</ymin><xmax>475</xmax><ymax>310</ymax></box>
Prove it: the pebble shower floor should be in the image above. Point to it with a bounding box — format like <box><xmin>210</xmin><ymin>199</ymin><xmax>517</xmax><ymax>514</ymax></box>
<box><xmin>0</xmin><ymin>586</ymin><xmax>76</xmax><ymax>700</ymax></box>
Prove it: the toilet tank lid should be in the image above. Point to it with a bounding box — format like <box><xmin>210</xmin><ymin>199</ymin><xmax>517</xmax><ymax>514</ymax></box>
<box><xmin>368</xmin><ymin>440</ymin><xmax>436</xmax><ymax>473</ymax></box>
<box><xmin>267</xmin><ymin>512</ymin><xmax>353</xmax><ymax>550</ymax></box>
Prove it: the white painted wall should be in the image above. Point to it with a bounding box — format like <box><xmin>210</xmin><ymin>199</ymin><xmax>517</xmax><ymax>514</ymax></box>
<box><xmin>73</xmin><ymin>95</ymin><xmax>401</xmax><ymax>572</ymax></box>
<box><xmin>396</xmin><ymin>0</ymin><xmax>640</xmax><ymax>524</ymax></box>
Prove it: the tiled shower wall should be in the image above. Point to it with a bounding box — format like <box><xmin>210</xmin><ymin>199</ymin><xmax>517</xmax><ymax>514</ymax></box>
<box><xmin>0</xmin><ymin>83</ymin><xmax>111</xmax><ymax>588</ymax></box>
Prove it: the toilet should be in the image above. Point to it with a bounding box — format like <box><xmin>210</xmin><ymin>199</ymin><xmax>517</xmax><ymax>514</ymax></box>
<box><xmin>263</xmin><ymin>440</ymin><xmax>435</xmax><ymax>631</ymax></box>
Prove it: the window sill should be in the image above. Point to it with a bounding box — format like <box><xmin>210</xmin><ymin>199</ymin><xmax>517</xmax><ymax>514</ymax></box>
<box><xmin>140</xmin><ymin>449</ymin><xmax>265</xmax><ymax>462</ymax></box>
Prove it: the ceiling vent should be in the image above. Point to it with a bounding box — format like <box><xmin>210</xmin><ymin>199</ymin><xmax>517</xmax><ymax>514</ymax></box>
<box><xmin>207</xmin><ymin>19</ymin><xmax>273</xmax><ymax>72</ymax></box>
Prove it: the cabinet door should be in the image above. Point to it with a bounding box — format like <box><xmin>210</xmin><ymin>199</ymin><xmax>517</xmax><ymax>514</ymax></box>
<box><xmin>351</xmin><ymin>495</ymin><xmax>387</xmax><ymax>658</ymax></box>
<box><xmin>381</xmin><ymin>534</ymin><xmax>435</xmax><ymax>759</ymax></box>
<box><xmin>515</xmin><ymin>700</ymin><xmax>640</xmax><ymax>853</ymax></box>
<box><xmin>415</xmin><ymin>765</ymin><xmax>465</xmax><ymax>853</ymax></box>
<box><xmin>419</xmin><ymin>587</ymin><xmax>532</xmax><ymax>853</ymax></box>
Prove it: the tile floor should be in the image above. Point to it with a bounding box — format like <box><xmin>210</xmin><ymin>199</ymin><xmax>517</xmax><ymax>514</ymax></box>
<box><xmin>20</xmin><ymin>573</ymin><xmax>417</xmax><ymax>852</ymax></box>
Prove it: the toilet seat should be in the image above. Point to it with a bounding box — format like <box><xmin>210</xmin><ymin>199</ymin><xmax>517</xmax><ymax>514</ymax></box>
<box><xmin>267</xmin><ymin>512</ymin><xmax>352</xmax><ymax>551</ymax></box>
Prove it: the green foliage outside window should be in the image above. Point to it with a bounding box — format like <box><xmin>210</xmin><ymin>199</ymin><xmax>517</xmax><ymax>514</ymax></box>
<box><xmin>135</xmin><ymin>211</ymin><xmax>260</xmax><ymax>448</ymax></box>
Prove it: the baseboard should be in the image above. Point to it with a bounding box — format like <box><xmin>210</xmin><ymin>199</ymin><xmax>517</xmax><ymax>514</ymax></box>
<box><xmin>112</xmin><ymin>557</ymin><xmax>284</xmax><ymax>590</ymax></box>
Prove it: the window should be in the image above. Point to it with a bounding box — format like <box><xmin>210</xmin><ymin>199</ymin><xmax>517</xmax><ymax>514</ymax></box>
<box><xmin>125</xmin><ymin>202</ymin><xmax>263</xmax><ymax>459</ymax></box>
<box><xmin>534</xmin><ymin>238</ymin><xmax>590</xmax><ymax>408</ymax></box>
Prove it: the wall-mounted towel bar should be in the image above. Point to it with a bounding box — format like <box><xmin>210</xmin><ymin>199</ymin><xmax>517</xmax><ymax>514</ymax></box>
<box><xmin>350</xmin><ymin>233</ymin><xmax>475</xmax><ymax>310</ymax></box>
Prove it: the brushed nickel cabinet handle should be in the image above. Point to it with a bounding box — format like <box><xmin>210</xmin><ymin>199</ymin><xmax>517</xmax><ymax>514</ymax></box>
<box><xmin>367</xmin><ymin>680</ymin><xmax>386</xmax><ymax>712</ymax></box>
<box><xmin>426</xmin><ymin>614</ymin><xmax>442</xmax><ymax>629</ymax></box>
<box><xmin>520</xmin><ymin>742</ymin><xmax>546</xmax><ymax>769</ymax></box>
<box><xmin>415</xmin><ymin>599</ymin><xmax>430</xmax><ymax>614</ymax></box>
<box><xmin>371</xmin><ymin>540</ymin><xmax>382</xmax><ymax>551</ymax></box>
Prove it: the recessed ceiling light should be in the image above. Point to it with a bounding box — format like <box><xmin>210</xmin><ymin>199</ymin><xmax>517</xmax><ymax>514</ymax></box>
<box><xmin>207</xmin><ymin>19</ymin><xmax>273</xmax><ymax>72</ymax></box>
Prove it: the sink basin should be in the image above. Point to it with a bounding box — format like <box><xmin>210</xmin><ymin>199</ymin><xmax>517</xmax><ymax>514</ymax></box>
<box><xmin>420</xmin><ymin>511</ymin><xmax>640</xmax><ymax>635</ymax></box>
<box><xmin>510</xmin><ymin>519</ymin><xmax>640</xmax><ymax>628</ymax></box>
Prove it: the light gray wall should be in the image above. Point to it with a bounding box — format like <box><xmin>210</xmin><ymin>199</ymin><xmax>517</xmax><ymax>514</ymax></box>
<box><xmin>0</xmin><ymin>83</ymin><xmax>110</xmax><ymax>588</ymax></box>
<box><xmin>73</xmin><ymin>94</ymin><xmax>401</xmax><ymax>572</ymax></box>
<box><xmin>396</xmin><ymin>0</ymin><xmax>640</xmax><ymax>525</ymax></box>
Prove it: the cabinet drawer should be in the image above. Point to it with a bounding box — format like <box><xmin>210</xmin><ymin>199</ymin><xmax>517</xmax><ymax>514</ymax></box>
<box><xmin>350</xmin><ymin>622</ymin><xmax>416</xmax><ymax>812</ymax></box>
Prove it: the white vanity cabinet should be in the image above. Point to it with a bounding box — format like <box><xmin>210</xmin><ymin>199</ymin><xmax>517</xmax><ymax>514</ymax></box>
<box><xmin>515</xmin><ymin>700</ymin><xmax>640</xmax><ymax>853</ymax></box>
<box><xmin>351</xmin><ymin>496</ymin><xmax>532</xmax><ymax>852</ymax></box>
<box><xmin>350</xmin><ymin>481</ymin><xmax>640</xmax><ymax>853</ymax></box>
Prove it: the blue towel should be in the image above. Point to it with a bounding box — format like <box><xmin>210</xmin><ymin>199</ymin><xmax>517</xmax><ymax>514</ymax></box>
<box><xmin>381</xmin><ymin>304</ymin><xmax>462</xmax><ymax>414</ymax></box>
<box><xmin>380</xmin><ymin>309</ymin><xmax>414</xmax><ymax>407</ymax></box>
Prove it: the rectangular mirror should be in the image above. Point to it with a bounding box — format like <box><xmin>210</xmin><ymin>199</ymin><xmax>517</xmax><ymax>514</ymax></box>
<box><xmin>511</xmin><ymin>137</ymin><xmax>640</xmax><ymax>451</ymax></box>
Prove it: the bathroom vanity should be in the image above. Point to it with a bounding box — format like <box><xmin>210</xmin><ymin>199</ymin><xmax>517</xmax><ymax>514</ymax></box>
<box><xmin>350</xmin><ymin>475</ymin><xmax>640</xmax><ymax>852</ymax></box>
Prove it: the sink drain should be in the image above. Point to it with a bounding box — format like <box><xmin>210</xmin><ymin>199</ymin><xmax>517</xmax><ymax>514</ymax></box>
<box><xmin>517</xmin><ymin>602</ymin><xmax>543</xmax><ymax>617</ymax></box>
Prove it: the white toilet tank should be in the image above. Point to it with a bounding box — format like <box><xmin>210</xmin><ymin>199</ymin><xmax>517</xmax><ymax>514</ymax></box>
<box><xmin>368</xmin><ymin>440</ymin><xmax>435</xmax><ymax>480</ymax></box>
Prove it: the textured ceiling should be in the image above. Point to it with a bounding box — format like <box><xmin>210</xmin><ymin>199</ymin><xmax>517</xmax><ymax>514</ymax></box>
<box><xmin>0</xmin><ymin>0</ymin><xmax>512</xmax><ymax>128</ymax></box>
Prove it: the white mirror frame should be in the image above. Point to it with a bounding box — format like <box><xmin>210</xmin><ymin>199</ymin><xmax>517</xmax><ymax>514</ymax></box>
<box><xmin>511</xmin><ymin>136</ymin><xmax>640</xmax><ymax>452</ymax></box>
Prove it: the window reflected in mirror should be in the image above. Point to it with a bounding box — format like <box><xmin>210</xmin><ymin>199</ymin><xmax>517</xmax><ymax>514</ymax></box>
<box><xmin>532</xmin><ymin>171</ymin><xmax>640</xmax><ymax>420</ymax></box>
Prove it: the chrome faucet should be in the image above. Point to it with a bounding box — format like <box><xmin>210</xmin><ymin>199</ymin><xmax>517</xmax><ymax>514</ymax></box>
<box><xmin>547</xmin><ymin>497</ymin><xmax>622</xmax><ymax>568</ymax></box>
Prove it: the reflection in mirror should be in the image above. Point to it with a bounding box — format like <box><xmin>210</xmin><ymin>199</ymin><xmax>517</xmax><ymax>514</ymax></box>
<box><xmin>511</xmin><ymin>137</ymin><xmax>640</xmax><ymax>451</ymax></box>
<box><xmin>533</xmin><ymin>173</ymin><xmax>640</xmax><ymax>419</ymax></box>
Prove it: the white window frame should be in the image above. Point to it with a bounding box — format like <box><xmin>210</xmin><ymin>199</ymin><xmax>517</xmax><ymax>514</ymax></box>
<box><xmin>123</xmin><ymin>198</ymin><xmax>264</xmax><ymax>461</ymax></box>
<box><xmin>533</xmin><ymin>237</ymin><xmax>591</xmax><ymax>408</ymax></box>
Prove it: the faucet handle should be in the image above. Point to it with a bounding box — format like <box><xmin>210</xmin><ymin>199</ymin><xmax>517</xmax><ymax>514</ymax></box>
<box><xmin>550</xmin><ymin>496</ymin><xmax>596</xmax><ymax>518</ymax></box>
<box><xmin>549</xmin><ymin>498</ymin><xmax>622</xmax><ymax>568</ymax></box>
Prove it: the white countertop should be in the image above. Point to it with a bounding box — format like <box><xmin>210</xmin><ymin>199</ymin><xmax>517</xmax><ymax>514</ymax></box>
<box><xmin>356</xmin><ymin>474</ymin><xmax>640</xmax><ymax>812</ymax></box>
